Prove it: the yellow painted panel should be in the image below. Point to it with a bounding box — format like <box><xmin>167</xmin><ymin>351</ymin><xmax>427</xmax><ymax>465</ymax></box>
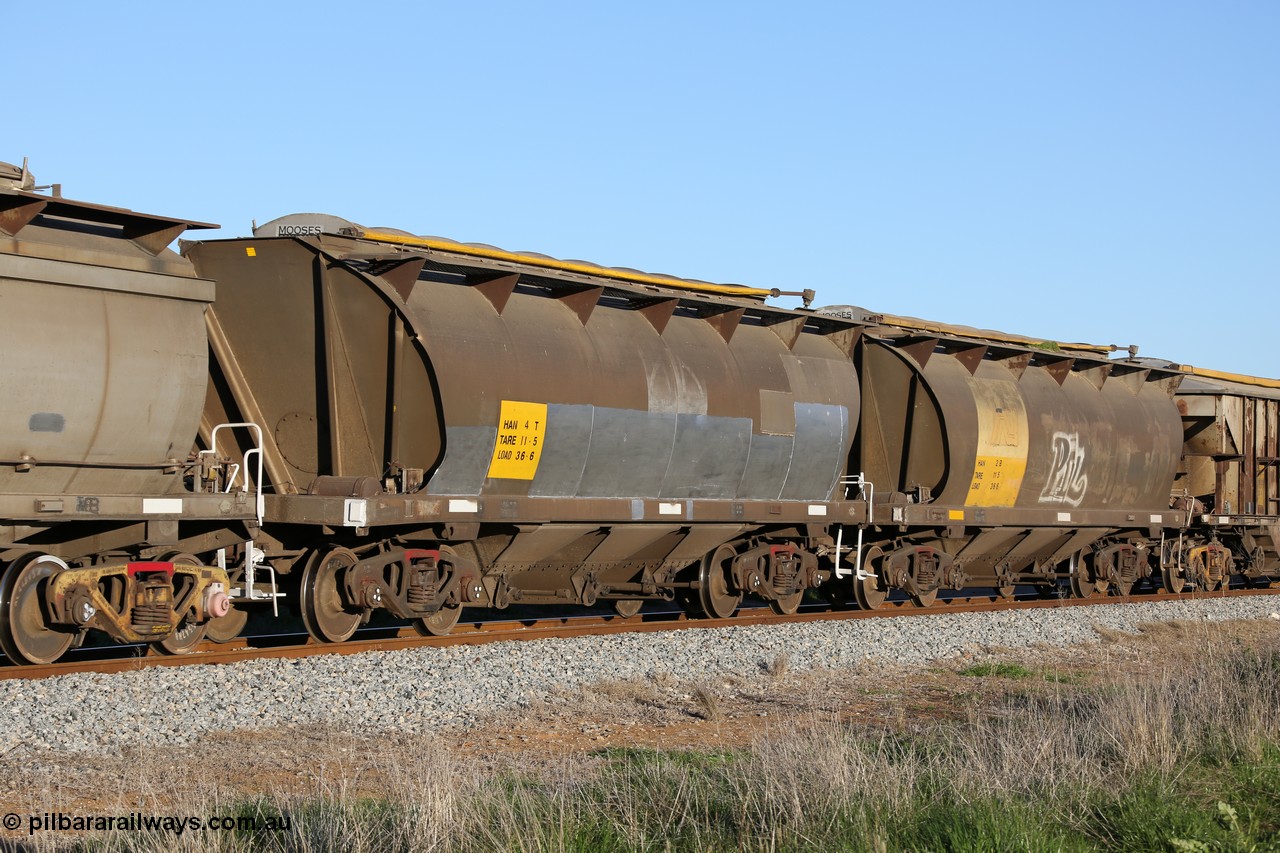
<box><xmin>487</xmin><ymin>401</ymin><xmax>548</xmax><ymax>480</ymax></box>
<box><xmin>965</xmin><ymin>378</ymin><xmax>1029</xmax><ymax>507</ymax></box>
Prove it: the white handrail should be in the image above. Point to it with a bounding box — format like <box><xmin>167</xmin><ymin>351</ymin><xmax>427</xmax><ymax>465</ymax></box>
<box><xmin>203</xmin><ymin>422</ymin><xmax>265</xmax><ymax>526</ymax></box>
<box><xmin>834</xmin><ymin>473</ymin><xmax>873</xmax><ymax>580</ymax></box>
<box><xmin>202</xmin><ymin>423</ymin><xmax>280</xmax><ymax>613</ymax></box>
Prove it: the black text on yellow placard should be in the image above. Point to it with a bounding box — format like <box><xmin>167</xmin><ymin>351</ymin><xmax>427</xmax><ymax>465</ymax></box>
<box><xmin>487</xmin><ymin>401</ymin><xmax>548</xmax><ymax>480</ymax></box>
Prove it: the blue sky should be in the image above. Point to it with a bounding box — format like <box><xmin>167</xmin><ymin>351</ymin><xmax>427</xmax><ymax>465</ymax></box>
<box><xmin>14</xmin><ymin>1</ymin><xmax>1277</xmax><ymax>374</ymax></box>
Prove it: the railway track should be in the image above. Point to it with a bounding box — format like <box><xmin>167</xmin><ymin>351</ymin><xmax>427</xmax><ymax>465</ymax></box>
<box><xmin>5</xmin><ymin>586</ymin><xmax>1276</xmax><ymax>682</ymax></box>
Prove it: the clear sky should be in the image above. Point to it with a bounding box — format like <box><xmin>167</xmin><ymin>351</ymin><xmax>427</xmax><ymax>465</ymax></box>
<box><xmin>12</xmin><ymin>1</ymin><xmax>1278</xmax><ymax>375</ymax></box>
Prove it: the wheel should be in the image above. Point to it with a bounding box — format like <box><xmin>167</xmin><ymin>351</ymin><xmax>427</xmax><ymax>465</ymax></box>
<box><xmin>853</xmin><ymin>546</ymin><xmax>888</xmax><ymax>610</ymax></box>
<box><xmin>910</xmin><ymin>588</ymin><xmax>939</xmax><ymax>608</ymax></box>
<box><xmin>156</xmin><ymin>616</ymin><xmax>207</xmax><ymax>655</ymax></box>
<box><xmin>155</xmin><ymin>553</ymin><xmax>208</xmax><ymax>655</ymax></box>
<box><xmin>413</xmin><ymin>545</ymin><xmax>468</xmax><ymax>636</ymax></box>
<box><xmin>206</xmin><ymin>606</ymin><xmax>249</xmax><ymax>644</ymax></box>
<box><xmin>1069</xmin><ymin>551</ymin><xmax>1105</xmax><ymax>599</ymax></box>
<box><xmin>415</xmin><ymin>604</ymin><xmax>463</xmax><ymax>637</ymax></box>
<box><xmin>299</xmin><ymin>547</ymin><xmax>362</xmax><ymax>643</ymax></box>
<box><xmin>0</xmin><ymin>554</ymin><xmax>75</xmax><ymax>665</ymax></box>
<box><xmin>614</xmin><ymin>599</ymin><xmax>644</xmax><ymax>618</ymax></box>
<box><xmin>204</xmin><ymin>565</ymin><xmax>249</xmax><ymax>643</ymax></box>
<box><xmin>698</xmin><ymin>544</ymin><xmax>742</xmax><ymax>619</ymax></box>
<box><xmin>769</xmin><ymin>590</ymin><xmax>803</xmax><ymax>616</ymax></box>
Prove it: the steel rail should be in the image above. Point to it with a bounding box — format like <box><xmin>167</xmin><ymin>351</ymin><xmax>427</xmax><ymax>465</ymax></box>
<box><xmin>3</xmin><ymin>587</ymin><xmax>1277</xmax><ymax>682</ymax></box>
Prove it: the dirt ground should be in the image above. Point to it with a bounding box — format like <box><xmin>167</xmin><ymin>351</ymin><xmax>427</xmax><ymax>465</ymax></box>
<box><xmin>1</xmin><ymin>617</ymin><xmax>1276</xmax><ymax>822</ymax></box>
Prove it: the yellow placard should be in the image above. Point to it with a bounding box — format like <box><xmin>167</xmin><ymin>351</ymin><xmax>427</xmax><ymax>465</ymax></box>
<box><xmin>486</xmin><ymin>401</ymin><xmax>548</xmax><ymax>480</ymax></box>
<box><xmin>965</xmin><ymin>379</ymin><xmax>1029</xmax><ymax>507</ymax></box>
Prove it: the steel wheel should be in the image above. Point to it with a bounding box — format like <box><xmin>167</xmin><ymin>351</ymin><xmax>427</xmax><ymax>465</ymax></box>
<box><xmin>157</xmin><ymin>615</ymin><xmax>207</xmax><ymax>655</ymax></box>
<box><xmin>698</xmin><ymin>544</ymin><xmax>741</xmax><ymax>619</ymax></box>
<box><xmin>205</xmin><ymin>565</ymin><xmax>249</xmax><ymax>643</ymax></box>
<box><xmin>1068</xmin><ymin>551</ymin><xmax>1105</xmax><ymax>599</ymax></box>
<box><xmin>614</xmin><ymin>599</ymin><xmax>644</xmax><ymax>618</ymax></box>
<box><xmin>853</xmin><ymin>546</ymin><xmax>887</xmax><ymax>610</ymax></box>
<box><xmin>300</xmin><ymin>547</ymin><xmax>362</xmax><ymax>643</ymax></box>
<box><xmin>207</xmin><ymin>606</ymin><xmax>249</xmax><ymax>644</ymax></box>
<box><xmin>769</xmin><ymin>589</ymin><xmax>804</xmax><ymax>616</ymax></box>
<box><xmin>910</xmin><ymin>588</ymin><xmax>939</xmax><ymax>608</ymax></box>
<box><xmin>413</xmin><ymin>545</ymin><xmax>467</xmax><ymax>636</ymax></box>
<box><xmin>415</xmin><ymin>604</ymin><xmax>462</xmax><ymax>636</ymax></box>
<box><xmin>0</xmin><ymin>554</ymin><xmax>74</xmax><ymax>665</ymax></box>
<box><xmin>156</xmin><ymin>553</ymin><xmax>207</xmax><ymax>655</ymax></box>
<box><xmin>414</xmin><ymin>601</ymin><xmax>460</xmax><ymax>635</ymax></box>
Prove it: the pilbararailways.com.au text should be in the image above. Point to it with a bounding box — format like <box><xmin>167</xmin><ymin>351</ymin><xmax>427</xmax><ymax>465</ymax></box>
<box><xmin>6</xmin><ymin>812</ymin><xmax>291</xmax><ymax>836</ymax></box>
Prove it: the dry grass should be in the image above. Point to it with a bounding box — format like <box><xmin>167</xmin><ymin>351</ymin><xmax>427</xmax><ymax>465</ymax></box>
<box><xmin>6</xmin><ymin>618</ymin><xmax>1279</xmax><ymax>851</ymax></box>
<box><xmin>1091</xmin><ymin>623</ymin><xmax>1133</xmax><ymax>643</ymax></box>
<box><xmin>764</xmin><ymin>652</ymin><xmax>790</xmax><ymax>678</ymax></box>
<box><xmin>690</xmin><ymin>684</ymin><xmax>722</xmax><ymax>721</ymax></box>
<box><xmin>589</xmin><ymin>678</ymin><xmax>660</xmax><ymax>705</ymax></box>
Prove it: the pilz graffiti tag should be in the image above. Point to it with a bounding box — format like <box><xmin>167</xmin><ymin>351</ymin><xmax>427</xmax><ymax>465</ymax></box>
<box><xmin>1039</xmin><ymin>432</ymin><xmax>1088</xmax><ymax>506</ymax></box>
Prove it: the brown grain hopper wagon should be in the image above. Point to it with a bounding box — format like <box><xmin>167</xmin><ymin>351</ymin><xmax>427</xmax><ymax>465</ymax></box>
<box><xmin>0</xmin><ymin>162</ymin><xmax>256</xmax><ymax>663</ymax></box>
<box><xmin>184</xmin><ymin>215</ymin><xmax>867</xmax><ymax>640</ymax></box>
<box><xmin>819</xmin><ymin>307</ymin><xmax>1190</xmax><ymax>605</ymax></box>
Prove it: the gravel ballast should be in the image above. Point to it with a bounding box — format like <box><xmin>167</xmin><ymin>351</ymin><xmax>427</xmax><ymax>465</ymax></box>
<box><xmin>3</xmin><ymin>596</ymin><xmax>1277</xmax><ymax>756</ymax></box>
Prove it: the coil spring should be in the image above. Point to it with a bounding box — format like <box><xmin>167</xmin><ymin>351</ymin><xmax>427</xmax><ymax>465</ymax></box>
<box><xmin>131</xmin><ymin>603</ymin><xmax>170</xmax><ymax>630</ymax></box>
<box><xmin>407</xmin><ymin>569</ymin><xmax>438</xmax><ymax>606</ymax></box>
<box><xmin>773</xmin><ymin>556</ymin><xmax>799</xmax><ymax>595</ymax></box>
<box><xmin>1119</xmin><ymin>553</ymin><xmax>1140</xmax><ymax>583</ymax></box>
<box><xmin>1207</xmin><ymin>550</ymin><xmax>1226</xmax><ymax>583</ymax></box>
<box><xmin>915</xmin><ymin>558</ymin><xmax>938</xmax><ymax>590</ymax></box>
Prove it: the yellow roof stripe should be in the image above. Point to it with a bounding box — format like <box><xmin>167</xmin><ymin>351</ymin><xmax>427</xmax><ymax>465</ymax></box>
<box><xmin>1179</xmin><ymin>365</ymin><xmax>1280</xmax><ymax>390</ymax></box>
<box><xmin>876</xmin><ymin>314</ymin><xmax>1119</xmax><ymax>355</ymax></box>
<box><xmin>357</xmin><ymin>228</ymin><xmax>776</xmax><ymax>300</ymax></box>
